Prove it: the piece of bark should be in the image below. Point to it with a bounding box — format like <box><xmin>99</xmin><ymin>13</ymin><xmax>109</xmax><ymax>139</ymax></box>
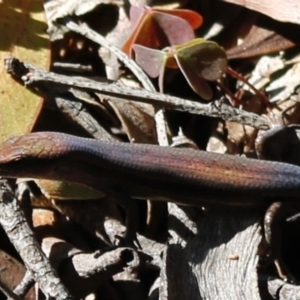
<box><xmin>266</xmin><ymin>277</ymin><xmax>300</xmax><ymax>299</ymax></box>
<box><xmin>160</xmin><ymin>210</ymin><xmax>263</xmax><ymax>300</ymax></box>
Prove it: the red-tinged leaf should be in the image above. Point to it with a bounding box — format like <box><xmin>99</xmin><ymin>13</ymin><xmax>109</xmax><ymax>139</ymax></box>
<box><xmin>133</xmin><ymin>44</ymin><xmax>165</xmax><ymax>78</ymax></box>
<box><xmin>153</xmin><ymin>12</ymin><xmax>195</xmax><ymax>47</ymax></box>
<box><xmin>122</xmin><ymin>6</ymin><xmax>202</xmax><ymax>56</ymax></box>
<box><xmin>123</xmin><ymin>10</ymin><xmax>158</xmax><ymax>56</ymax></box>
<box><xmin>153</xmin><ymin>8</ymin><xmax>203</xmax><ymax>29</ymax></box>
<box><xmin>129</xmin><ymin>6</ymin><xmax>145</xmax><ymax>27</ymax></box>
<box><xmin>133</xmin><ymin>44</ymin><xmax>181</xmax><ymax>92</ymax></box>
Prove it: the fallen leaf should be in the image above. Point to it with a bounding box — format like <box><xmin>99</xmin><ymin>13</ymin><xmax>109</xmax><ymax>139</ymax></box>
<box><xmin>221</xmin><ymin>0</ymin><xmax>300</xmax><ymax>25</ymax></box>
<box><xmin>0</xmin><ymin>249</ymin><xmax>35</xmax><ymax>299</ymax></box>
<box><xmin>227</xmin><ymin>25</ymin><xmax>296</xmax><ymax>59</ymax></box>
<box><xmin>0</xmin><ymin>0</ymin><xmax>49</xmax><ymax>143</ymax></box>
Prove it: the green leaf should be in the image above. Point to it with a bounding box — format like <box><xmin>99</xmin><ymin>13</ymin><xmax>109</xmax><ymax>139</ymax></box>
<box><xmin>174</xmin><ymin>39</ymin><xmax>227</xmax><ymax>99</ymax></box>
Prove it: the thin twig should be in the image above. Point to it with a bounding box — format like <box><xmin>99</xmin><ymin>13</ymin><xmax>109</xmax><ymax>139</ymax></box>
<box><xmin>61</xmin><ymin>18</ymin><xmax>170</xmax><ymax>146</ymax></box>
<box><xmin>13</xmin><ymin>270</ymin><xmax>35</xmax><ymax>298</ymax></box>
<box><xmin>61</xmin><ymin>18</ymin><xmax>156</xmax><ymax>93</ymax></box>
<box><xmin>0</xmin><ymin>180</ymin><xmax>74</xmax><ymax>299</ymax></box>
<box><xmin>5</xmin><ymin>57</ymin><xmax>270</xmax><ymax>130</ymax></box>
<box><xmin>42</xmin><ymin>86</ymin><xmax>117</xmax><ymax>141</ymax></box>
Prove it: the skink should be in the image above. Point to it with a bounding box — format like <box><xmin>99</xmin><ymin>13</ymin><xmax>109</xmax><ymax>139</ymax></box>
<box><xmin>0</xmin><ymin>131</ymin><xmax>299</xmax><ymax>207</ymax></box>
<box><xmin>1</xmin><ymin>131</ymin><xmax>298</xmax><ymax>279</ymax></box>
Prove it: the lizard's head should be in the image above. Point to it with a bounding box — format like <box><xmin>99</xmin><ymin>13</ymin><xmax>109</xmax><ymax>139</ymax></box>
<box><xmin>0</xmin><ymin>133</ymin><xmax>58</xmax><ymax>178</ymax></box>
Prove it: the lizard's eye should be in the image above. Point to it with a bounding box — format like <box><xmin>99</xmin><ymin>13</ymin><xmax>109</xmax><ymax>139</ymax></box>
<box><xmin>11</xmin><ymin>152</ymin><xmax>28</xmax><ymax>162</ymax></box>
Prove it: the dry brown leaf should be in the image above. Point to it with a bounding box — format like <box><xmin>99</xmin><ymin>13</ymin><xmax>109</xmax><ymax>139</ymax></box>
<box><xmin>227</xmin><ymin>25</ymin><xmax>296</xmax><ymax>59</ymax></box>
<box><xmin>221</xmin><ymin>0</ymin><xmax>300</xmax><ymax>24</ymax></box>
<box><xmin>0</xmin><ymin>249</ymin><xmax>35</xmax><ymax>299</ymax></box>
<box><xmin>0</xmin><ymin>0</ymin><xmax>49</xmax><ymax>143</ymax></box>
